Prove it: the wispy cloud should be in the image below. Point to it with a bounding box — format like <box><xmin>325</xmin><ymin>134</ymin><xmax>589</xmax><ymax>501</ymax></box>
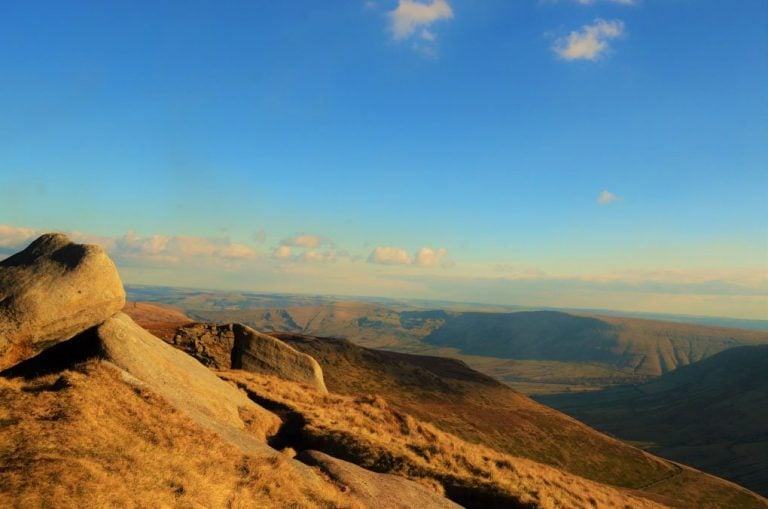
<box><xmin>415</xmin><ymin>247</ymin><xmax>450</xmax><ymax>267</ymax></box>
<box><xmin>387</xmin><ymin>0</ymin><xmax>453</xmax><ymax>57</ymax></box>
<box><xmin>368</xmin><ymin>245</ymin><xmax>451</xmax><ymax>268</ymax></box>
<box><xmin>554</xmin><ymin>18</ymin><xmax>625</xmax><ymax>61</ymax></box>
<box><xmin>597</xmin><ymin>189</ymin><xmax>621</xmax><ymax>205</ymax></box>
<box><xmin>272</xmin><ymin>245</ymin><xmax>351</xmax><ymax>263</ymax></box>
<box><xmin>272</xmin><ymin>233</ymin><xmax>349</xmax><ymax>263</ymax></box>
<box><xmin>0</xmin><ymin>224</ymin><xmax>39</xmax><ymax>250</ymax></box>
<box><xmin>280</xmin><ymin>233</ymin><xmax>333</xmax><ymax>249</ymax></box>
<box><xmin>368</xmin><ymin>246</ymin><xmax>413</xmax><ymax>265</ymax></box>
<box><xmin>272</xmin><ymin>245</ymin><xmax>293</xmax><ymax>259</ymax></box>
<box><xmin>301</xmin><ymin>250</ymin><xmax>350</xmax><ymax>263</ymax></box>
<box><xmin>110</xmin><ymin>232</ymin><xmax>259</xmax><ymax>264</ymax></box>
<box><xmin>493</xmin><ymin>264</ymin><xmax>548</xmax><ymax>278</ymax></box>
<box><xmin>389</xmin><ymin>0</ymin><xmax>453</xmax><ymax>40</ymax></box>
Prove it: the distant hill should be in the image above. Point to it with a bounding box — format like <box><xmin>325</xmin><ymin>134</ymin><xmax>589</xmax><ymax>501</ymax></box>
<box><xmin>185</xmin><ymin>300</ymin><xmax>435</xmax><ymax>349</ymax></box>
<box><xmin>538</xmin><ymin>345</ymin><xmax>768</xmax><ymax>497</ymax></box>
<box><xmin>122</xmin><ymin>301</ymin><xmax>194</xmax><ymax>340</ymax></box>
<box><xmin>126</xmin><ymin>285</ymin><xmax>768</xmax><ymax>332</ymax></box>
<box><xmin>421</xmin><ymin>310</ymin><xmax>768</xmax><ymax>376</ymax></box>
<box><xmin>127</xmin><ymin>286</ymin><xmax>768</xmax><ymax>392</ymax></box>
<box><xmin>272</xmin><ymin>332</ymin><xmax>765</xmax><ymax>508</ymax></box>
<box><xmin>200</xmin><ymin>304</ymin><xmax>768</xmax><ymax>380</ymax></box>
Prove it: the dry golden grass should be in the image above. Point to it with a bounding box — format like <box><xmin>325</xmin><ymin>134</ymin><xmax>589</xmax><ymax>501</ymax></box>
<box><xmin>220</xmin><ymin>370</ymin><xmax>667</xmax><ymax>509</ymax></box>
<box><xmin>275</xmin><ymin>334</ymin><xmax>768</xmax><ymax>508</ymax></box>
<box><xmin>0</xmin><ymin>361</ymin><xmax>357</xmax><ymax>509</ymax></box>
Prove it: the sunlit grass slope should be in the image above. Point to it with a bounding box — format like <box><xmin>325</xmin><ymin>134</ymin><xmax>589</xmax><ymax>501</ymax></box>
<box><xmin>221</xmin><ymin>369</ymin><xmax>667</xmax><ymax>509</ymax></box>
<box><xmin>0</xmin><ymin>362</ymin><xmax>354</xmax><ymax>509</ymax></box>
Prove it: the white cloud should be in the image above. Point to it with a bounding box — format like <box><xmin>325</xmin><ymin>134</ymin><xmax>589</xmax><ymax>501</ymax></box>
<box><xmin>219</xmin><ymin>243</ymin><xmax>260</xmax><ymax>260</ymax></box>
<box><xmin>389</xmin><ymin>0</ymin><xmax>453</xmax><ymax>40</ymax></box>
<box><xmin>554</xmin><ymin>18</ymin><xmax>625</xmax><ymax>61</ymax></box>
<box><xmin>414</xmin><ymin>247</ymin><xmax>448</xmax><ymax>267</ymax></box>
<box><xmin>272</xmin><ymin>245</ymin><xmax>293</xmax><ymax>259</ymax></box>
<box><xmin>368</xmin><ymin>245</ymin><xmax>452</xmax><ymax>268</ymax></box>
<box><xmin>0</xmin><ymin>224</ymin><xmax>39</xmax><ymax>248</ymax></box>
<box><xmin>272</xmin><ymin>233</ymin><xmax>347</xmax><ymax>263</ymax></box>
<box><xmin>597</xmin><ymin>190</ymin><xmax>620</xmax><ymax>205</ymax></box>
<box><xmin>113</xmin><ymin>232</ymin><xmax>259</xmax><ymax>263</ymax></box>
<box><xmin>368</xmin><ymin>246</ymin><xmax>413</xmax><ymax>265</ymax></box>
<box><xmin>272</xmin><ymin>235</ymin><xmax>351</xmax><ymax>263</ymax></box>
<box><xmin>387</xmin><ymin>0</ymin><xmax>452</xmax><ymax>57</ymax></box>
<box><xmin>0</xmin><ymin>225</ymin><xmax>259</xmax><ymax>264</ymax></box>
<box><xmin>280</xmin><ymin>233</ymin><xmax>332</xmax><ymax>249</ymax></box>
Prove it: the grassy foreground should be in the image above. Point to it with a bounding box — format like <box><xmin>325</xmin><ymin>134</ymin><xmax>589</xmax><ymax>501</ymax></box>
<box><xmin>0</xmin><ymin>362</ymin><xmax>355</xmax><ymax>509</ymax></box>
<box><xmin>221</xmin><ymin>369</ymin><xmax>666</xmax><ymax>509</ymax></box>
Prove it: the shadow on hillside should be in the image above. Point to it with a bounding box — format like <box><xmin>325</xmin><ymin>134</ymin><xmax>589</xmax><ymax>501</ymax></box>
<box><xmin>232</xmin><ymin>377</ymin><xmax>534</xmax><ymax>509</ymax></box>
<box><xmin>0</xmin><ymin>329</ymin><xmax>102</xmax><ymax>380</ymax></box>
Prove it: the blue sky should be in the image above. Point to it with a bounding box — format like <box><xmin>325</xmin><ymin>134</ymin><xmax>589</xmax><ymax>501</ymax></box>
<box><xmin>1</xmin><ymin>0</ymin><xmax>766</xmax><ymax>318</ymax></box>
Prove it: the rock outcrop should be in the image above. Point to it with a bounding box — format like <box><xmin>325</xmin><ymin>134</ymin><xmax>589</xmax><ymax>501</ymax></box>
<box><xmin>0</xmin><ymin>233</ymin><xmax>125</xmax><ymax>370</ymax></box>
<box><xmin>173</xmin><ymin>323</ymin><xmax>328</xmax><ymax>393</ymax></box>
<box><xmin>298</xmin><ymin>450</ymin><xmax>462</xmax><ymax>509</ymax></box>
<box><xmin>96</xmin><ymin>313</ymin><xmax>281</xmax><ymax>442</ymax></box>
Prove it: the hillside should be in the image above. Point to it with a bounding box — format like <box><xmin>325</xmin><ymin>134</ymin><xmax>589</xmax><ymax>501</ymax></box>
<box><xmin>0</xmin><ymin>362</ymin><xmax>353</xmax><ymax>508</ymax></box>
<box><xmin>421</xmin><ymin>311</ymin><xmax>768</xmax><ymax>377</ymax></box>
<box><xmin>271</xmin><ymin>332</ymin><xmax>766</xmax><ymax>508</ymax></box>
<box><xmin>185</xmin><ymin>301</ymin><xmax>441</xmax><ymax>350</ymax></box>
<box><xmin>220</xmin><ymin>369</ymin><xmax>672</xmax><ymax>509</ymax></box>
<box><xmin>154</xmin><ymin>291</ymin><xmax>768</xmax><ymax>392</ymax></box>
<box><xmin>115</xmin><ymin>297</ymin><xmax>768</xmax><ymax>507</ymax></box>
<box><xmin>538</xmin><ymin>345</ymin><xmax>768</xmax><ymax>497</ymax></box>
<box><xmin>3</xmin><ymin>233</ymin><xmax>701</xmax><ymax>508</ymax></box>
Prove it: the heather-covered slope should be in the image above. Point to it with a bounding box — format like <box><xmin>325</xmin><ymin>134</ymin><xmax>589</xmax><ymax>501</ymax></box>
<box><xmin>539</xmin><ymin>345</ymin><xmax>768</xmax><ymax>497</ymax></box>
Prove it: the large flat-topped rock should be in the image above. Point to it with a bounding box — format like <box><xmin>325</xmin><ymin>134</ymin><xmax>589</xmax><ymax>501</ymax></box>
<box><xmin>96</xmin><ymin>313</ymin><xmax>281</xmax><ymax>441</ymax></box>
<box><xmin>0</xmin><ymin>233</ymin><xmax>125</xmax><ymax>370</ymax></box>
<box><xmin>173</xmin><ymin>323</ymin><xmax>328</xmax><ymax>393</ymax></box>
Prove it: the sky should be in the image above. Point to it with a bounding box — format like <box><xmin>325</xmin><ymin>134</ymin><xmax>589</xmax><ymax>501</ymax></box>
<box><xmin>1</xmin><ymin>0</ymin><xmax>766</xmax><ymax>319</ymax></box>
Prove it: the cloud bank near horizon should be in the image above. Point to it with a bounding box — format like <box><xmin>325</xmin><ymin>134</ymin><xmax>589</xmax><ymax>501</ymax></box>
<box><xmin>1</xmin><ymin>223</ymin><xmax>765</xmax><ymax>319</ymax></box>
<box><xmin>367</xmin><ymin>245</ymin><xmax>451</xmax><ymax>268</ymax></box>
